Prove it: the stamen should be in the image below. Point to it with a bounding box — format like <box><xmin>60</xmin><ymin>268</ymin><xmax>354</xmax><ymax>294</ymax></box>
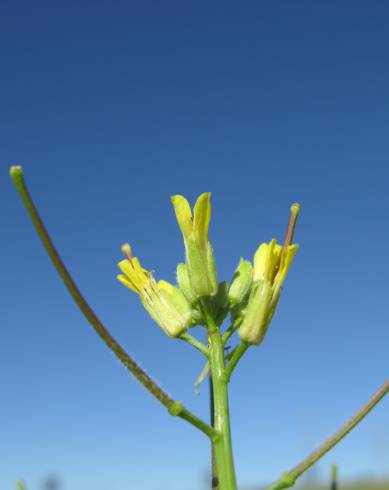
<box><xmin>283</xmin><ymin>203</ymin><xmax>300</xmax><ymax>248</ymax></box>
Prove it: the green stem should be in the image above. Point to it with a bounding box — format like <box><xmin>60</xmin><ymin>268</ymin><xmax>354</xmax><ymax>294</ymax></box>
<box><xmin>180</xmin><ymin>332</ymin><xmax>209</xmax><ymax>357</ymax></box>
<box><xmin>195</xmin><ymin>347</ymin><xmax>238</xmax><ymax>393</ymax></box>
<box><xmin>266</xmin><ymin>379</ymin><xmax>389</xmax><ymax>490</ymax></box>
<box><xmin>224</xmin><ymin>341</ymin><xmax>249</xmax><ymax>383</ymax></box>
<box><xmin>203</xmin><ymin>301</ymin><xmax>238</xmax><ymax>490</ymax></box>
<box><xmin>222</xmin><ymin>324</ymin><xmax>235</xmax><ymax>345</ymax></box>
<box><xmin>209</xmin><ymin>374</ymin><xmax>219</xmax><ymax>489</ymax></box>
<box><xmin>10</xmin><ymin>166</ymin><xmax>216</xmax><ymax>441</ymax></box>
<box><xmin>222</xmin><ymin>320</ymin><xmax>242</xmax><ymax>346</ymax></box>
<box><xmin>330</xmin><ymin>464</ymin><xmax>338</xmax><ymax>490</ymax></box>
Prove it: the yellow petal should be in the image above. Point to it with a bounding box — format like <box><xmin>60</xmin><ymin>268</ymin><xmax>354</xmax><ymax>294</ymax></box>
<box><xmin>253</xmin><ymin>240</ymin><xmax>283</xmax><ymax>282</ymax></box>
<box><xmin>117</xmin><ymin>274</ymin><xmax>139</xmax><ymax>293</ymax></box>
<box><xmin>117</xmin><ymin>259</ymin><xmax>134</xmax><ymax>277</ymax></box>
<box><xmin>282</xmin><ymin>244</ymin><xmax>299</xmax><ymax>276</ymax></box>
<box><xmin>267</xmin><ymin>240</ymin><xmax>282</xmax><ymax>282</ymax></box>
<box><xmin>117</xmin><ymin>258</ymin><xmax>149</xmax><ymax>293</ymax></box>
<box><xmin>193</xmin><ymin>192</ymin><xmax>211</xmax><ymax>245</ymax></box>
<box><xmin>253</xmin><ymin>243</ymin><xmax>269</xmax><ymax>281</ymax></box>
<box><xmin>171</xmin><ymin>195</ymin><xmax>193</xmax><ymax>240</ymax></box>
<box><xmin>273</xmin><ymin>244</ymin><xmax>299</xmax><ymax>296</ymax></box>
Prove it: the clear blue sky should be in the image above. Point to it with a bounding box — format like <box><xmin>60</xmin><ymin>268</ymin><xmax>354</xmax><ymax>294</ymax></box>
<box><xmin>1</xmin><ymin>1</ymin><xmax>389</xmax><ymax>489</ymax></box>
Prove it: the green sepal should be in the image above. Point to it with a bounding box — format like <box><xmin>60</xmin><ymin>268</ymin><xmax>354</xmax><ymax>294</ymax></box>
<box><xmin>140</xmin><ymin>281</ymin><xmax>193</xmax><ymax>338</ymax></box>
<box><xmin>206</xmin><ymin>241</ymin><xmax>218</xmax><ymax>294</ymax></box>
<box><xmin>185</xmin><ymin>234</ymin><xmax>218</xmax><ymax>298</ymax></box>
<box><xmin>238</xmin><ymin>279</ymin><xmax>274</xmax><ymax>345</ymax></box>
<box><xmin>176</xmin><ymin>262</ymin><xmax>197</xmax><ymax>304</ymax></box>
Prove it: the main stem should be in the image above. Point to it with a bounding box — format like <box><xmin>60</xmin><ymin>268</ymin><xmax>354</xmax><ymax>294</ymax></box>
<box><xmin>204</xmin><ymin>302</ymin><xmax>238</xmax><ymax>490</ymax></box>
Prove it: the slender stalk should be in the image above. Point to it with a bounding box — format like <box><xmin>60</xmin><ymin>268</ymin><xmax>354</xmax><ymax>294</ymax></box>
<box><xmin>209</xmin><ymin>374</ymin><xmax>219</xmax><ymax>489</ymax></box>
<box><xmin>224</xmin><ymin>341</ymin><xmax>249</xmax><ymax>383</ymax></box>
<box><xmin>203</xmin><ymin>301</ymin><xmax>238</xmax><ymax>490</ymax></box>
<box><xmin>222</xmin><ymin>321</ymin><xmax>242</xmax><ymax>346</ymax></box>
<box><xmin>266</xmin><ymin>379</ymin><xmax>389</xmax><ymax>490</ymax></box>
<box><xmin>180</xmin><ymin>332</ymin><xmax>209</xmax><ymax>357</ymax></box>
<box><xmin>195</xmin><ymin>360</ymin><xmax>211</xmax><ymax>393</ymax></box>
<box><xmin>10</xmin><ymin>166</ymin><xmax>216</xmax><ymax>440</ymax></box>
<box><xmin>222</xmin><ymin>324</ymin><xmax>236</xmax><ymax>345</ymax></box>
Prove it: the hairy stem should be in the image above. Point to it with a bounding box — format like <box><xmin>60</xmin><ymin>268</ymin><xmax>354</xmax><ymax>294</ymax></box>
<box><xmin>266</xmin><ymin>379</ymin><xmax>389</xmax><ymax>490</ymax></box>
<box><xmin>10</xmin><ymin>166</ymin><xmax>216</xmax><ymax>440</ymax></box>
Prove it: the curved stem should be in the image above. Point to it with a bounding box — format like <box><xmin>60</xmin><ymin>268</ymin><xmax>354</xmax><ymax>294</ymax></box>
<box><xmin>10</xmin><ymin>166</ymin><xmax>216</xmax><ymax>441</ymax></box>
<box><xmin>266</xmin><ymin>379</ymin><xmax>389</xmax><ymax>490</ymax></box>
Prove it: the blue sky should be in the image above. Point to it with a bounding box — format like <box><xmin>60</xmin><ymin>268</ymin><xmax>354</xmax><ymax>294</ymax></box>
<box><xmin>1</xmin><ymin>1</ymin><xmax>389</xmax><ymax>489</ymax></box>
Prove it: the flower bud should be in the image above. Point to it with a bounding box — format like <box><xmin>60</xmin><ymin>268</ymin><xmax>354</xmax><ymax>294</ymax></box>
<box><xmin>228</xmin><ymin>259</ymin><xmax>253</xmax><ymax>307</ymax></box>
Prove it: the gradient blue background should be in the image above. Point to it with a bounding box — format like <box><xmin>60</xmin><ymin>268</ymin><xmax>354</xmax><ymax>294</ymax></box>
<box><xmin>1</xmin><ymin>1</ymin><xmax>389</xmax><ymax>489</ymax></box>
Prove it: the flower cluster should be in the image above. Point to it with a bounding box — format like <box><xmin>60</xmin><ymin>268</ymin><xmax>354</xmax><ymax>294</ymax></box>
<box><xmin>117</xmin><ymin>194</ymin><xmax>299</xmax><ymax>345</ymax></box>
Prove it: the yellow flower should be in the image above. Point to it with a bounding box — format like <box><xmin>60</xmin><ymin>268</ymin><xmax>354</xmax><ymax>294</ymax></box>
<box><xmin>171</xmin><ymin>192</ymin><xmax>218</xmax><ymax>299</ymax></box>
<box><xmin>239</xmin><ymin>204</ymin><xmax>300</xmax><ymax>345</ymax></box>
<box><xmin>117</xmin><ymin>244</ymin><xmax>194</xmax><ymax>337</ymax></box>
<box><xmin>252</xmin><ymin>239</ymin><xmax>298</xmax><ymax>301</ymax></box>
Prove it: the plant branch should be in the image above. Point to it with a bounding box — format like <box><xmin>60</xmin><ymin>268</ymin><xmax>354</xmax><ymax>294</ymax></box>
<box><xmin>223</xmin><ymin>341</ymin><xmax>249</xmax><ymax>383</ymax></box>
<box><xmin>266</xmin><ymin>379</ymin><xmax>389</xmax><ymax>490</ymax></box>
<box><xmin>222</xmin><ymin>320</ymin><xmax>241</xmax><ymax>346</ymax></box>
<box><xmin>10</xmin><ymin>166</ymin><xmax>216</xmax><ymax>441</ymax></box>
<box><xmin>180</xmin><ymin>332</ymin><xmax>209</xmax><ymax>357</ymax></box>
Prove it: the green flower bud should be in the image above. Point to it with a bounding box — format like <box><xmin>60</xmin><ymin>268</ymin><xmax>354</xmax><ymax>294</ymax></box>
<box><xmin>228</xmin><ymin>259</ymin><xmax>253</xmax><ymax>307</ymax></box>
